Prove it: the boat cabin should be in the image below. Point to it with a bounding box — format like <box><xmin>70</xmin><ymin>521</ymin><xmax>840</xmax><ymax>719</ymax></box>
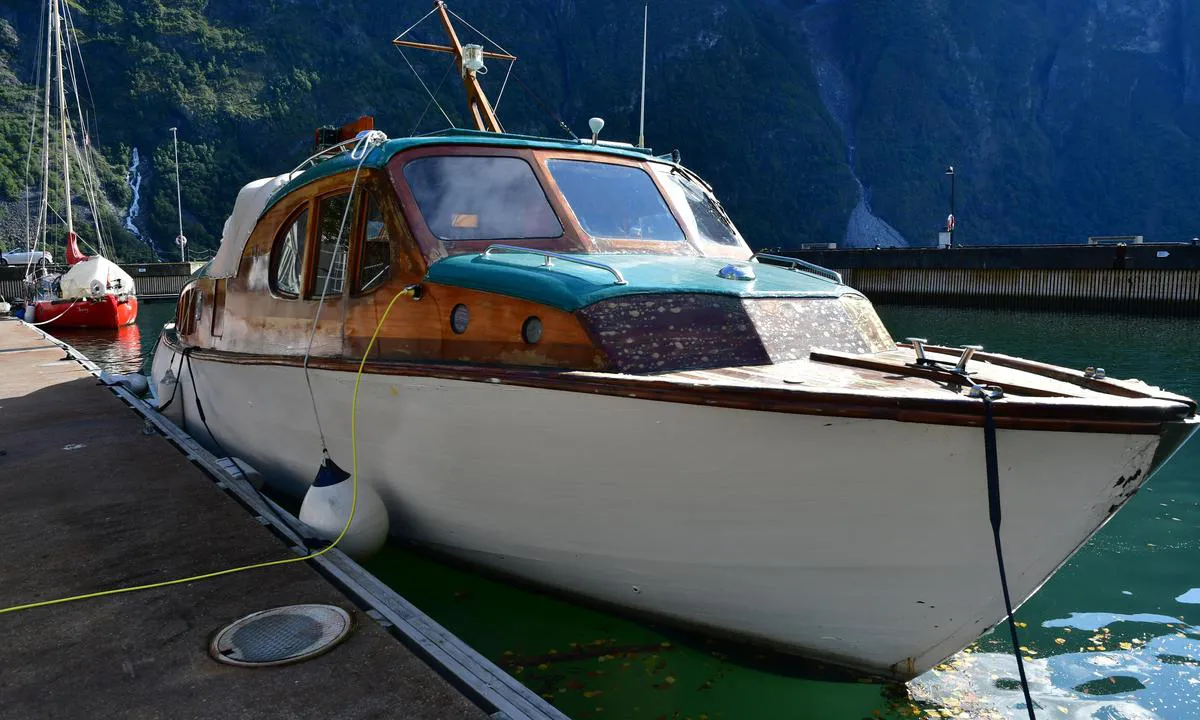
<box><xmin>176</xmin><ymin>129</ymin><xmax>893</xmax><ymax>373</ymax></box>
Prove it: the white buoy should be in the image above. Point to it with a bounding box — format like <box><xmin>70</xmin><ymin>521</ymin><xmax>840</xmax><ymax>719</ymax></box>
<box><xmin>99</xmin><ymin>370</ymin><xmax>150</xmax><ymax>396</ymax></box>
<box><xmin>299</xmin><ymin>463</ymin><xmax>388</xmax><ymax>561</ymax></box>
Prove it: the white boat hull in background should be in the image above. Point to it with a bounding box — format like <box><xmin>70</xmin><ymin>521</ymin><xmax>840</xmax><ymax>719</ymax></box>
<box><xmin>151</xmin><ymin>335</ymin><xmax>1175</xmax><ymax>679</ymax></box>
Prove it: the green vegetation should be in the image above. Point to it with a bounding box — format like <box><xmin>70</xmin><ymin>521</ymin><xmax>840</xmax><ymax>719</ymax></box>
<box><xmin>2</xmin><ymin>0</ymin><xmax>1199</xmax><ymax>257</ymax></box>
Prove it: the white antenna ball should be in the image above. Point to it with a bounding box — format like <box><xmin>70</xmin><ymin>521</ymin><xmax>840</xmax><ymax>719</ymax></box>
<box><xmin>588</xmin><ymin>117</ymin><xmax>606</xmax><ymax>135</ymax></box>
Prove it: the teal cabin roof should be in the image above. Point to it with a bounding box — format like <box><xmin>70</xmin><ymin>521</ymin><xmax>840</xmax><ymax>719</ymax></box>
<box><xmin>262</xmin><ymin>129</ymin><xmax>659</xmax><ymax>216</ymax></box>
<box><xmin>424</xmin><ymin>253</ymin><xmax>850</xmax><ymax>312</ymax></box>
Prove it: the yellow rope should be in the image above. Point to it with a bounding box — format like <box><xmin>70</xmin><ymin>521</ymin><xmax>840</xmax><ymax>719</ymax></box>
<box><xmin>0</xmin><ymin>286</ymin><xmax>414</xmax><ymax>615</ymax></box>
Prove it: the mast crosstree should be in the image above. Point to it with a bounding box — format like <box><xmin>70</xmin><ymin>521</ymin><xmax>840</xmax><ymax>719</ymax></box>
<box><xmin>393</xmin><ymin>1</ymin><xmax>514</xmax><ymax>133</ymax></box>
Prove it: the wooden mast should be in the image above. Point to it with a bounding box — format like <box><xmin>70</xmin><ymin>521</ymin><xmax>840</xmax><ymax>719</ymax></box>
<box><xmin>392</xmin><ymin>1</ymin><xmax>511</xmax><ymax>133</ymax></box>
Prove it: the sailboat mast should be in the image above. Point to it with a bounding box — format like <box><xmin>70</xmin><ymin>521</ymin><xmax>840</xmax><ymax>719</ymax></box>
<box><xmin>36</xmin><ymin>0</ymin><xmax>53</xmax><ymax>249</ymax></box>
<box><xmin>52</xmin><ymin>0</ymin><xmax>73</xmax><ymax>239</ymax></box>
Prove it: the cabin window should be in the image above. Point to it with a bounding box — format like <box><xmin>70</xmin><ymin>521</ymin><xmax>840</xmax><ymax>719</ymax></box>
<box><xmin>656</xmin><ymin>168</ymin><xmax>744</xmax><ymax>247</ymax></box>
<box><xmin>312</xmin><ymin>193</ymin><xmax>352</xmax><ymax>297</ymax></box>
<box><xmin>403</xmin><ymin>156</ymin><xmax>563</xmax><ymax>241</ymax></box>
<box><xmin>357</xmin><ymin>194</ymin><xmax>391</xmax><ymax>294</ymax></box>
<box><xmin>546</xmin><ymin>160</ymin><xmax>684</xmax><ymax>242</ymax></box>
<box><xmin>272</xmin><ymin>209</ymin><xmax>309</xmax><ymax>297</ymax></box>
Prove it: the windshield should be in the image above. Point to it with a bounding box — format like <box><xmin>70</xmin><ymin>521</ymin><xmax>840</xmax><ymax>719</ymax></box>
<box><xmin>656</xmin><ymin>167</ymin><xmax>744</xmax><ymax>247</ymax></box>
<box><xmin>546</xmin><ymin>160</ymin><xmax>685</xmax><ymax>242</ymax></box>
<box><xmin>403</xmin><ymin>156</ymin><xmax>564</xmax><ymax>241</ymax></box>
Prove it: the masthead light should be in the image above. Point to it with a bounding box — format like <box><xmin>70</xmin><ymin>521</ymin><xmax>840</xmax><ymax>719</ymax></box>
<box><xmin>462</xmin><ymin>44</ymin><xmax>486</xmax><ymax>75</ymax></box>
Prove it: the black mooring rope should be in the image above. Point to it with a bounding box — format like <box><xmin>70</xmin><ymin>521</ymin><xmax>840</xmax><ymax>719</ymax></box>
<box><xmin>980</xmin><ymin>391</ymin><xmax>1038</xmax><ymax>720</ymax></box>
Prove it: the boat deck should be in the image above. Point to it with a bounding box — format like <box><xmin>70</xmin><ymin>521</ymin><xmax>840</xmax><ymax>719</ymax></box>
<box><xmin>0</xmin><ymin>318</ymin><xmax>509</xmax><ymax>719</ymax></box>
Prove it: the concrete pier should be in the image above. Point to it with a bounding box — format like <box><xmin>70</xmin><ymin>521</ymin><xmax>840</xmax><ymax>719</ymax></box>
<box><xmin>784</xmin><ymin>244</ymin><xmax>1200</xmax><ymax>315</ymax></box>
<box><xmin>0</xmin><ymin>318</ymin><xmax>553</xmax><ymax>719</ymax></box>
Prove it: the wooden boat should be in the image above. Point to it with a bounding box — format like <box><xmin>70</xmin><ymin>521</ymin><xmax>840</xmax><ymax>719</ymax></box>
<box><xmin>23</xmin><ymin>0</ymin><xmax>137</xmax><ymax>330</ymax></box>
<box><xmin>149</xmin><ymin>3</ymin><xmax>1197</xmax><ymax>680</ymax></box>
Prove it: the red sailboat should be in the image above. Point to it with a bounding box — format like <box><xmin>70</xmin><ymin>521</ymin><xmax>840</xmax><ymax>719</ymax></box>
<box><xmin>29</xmin><ymin>234</ymin><xmax>138</xmax><ymax>329</ymax></box>
<box><xmin>24</xmin><ymin>0</ymin><xmax>138</xmax><ymax>330</ymax></box>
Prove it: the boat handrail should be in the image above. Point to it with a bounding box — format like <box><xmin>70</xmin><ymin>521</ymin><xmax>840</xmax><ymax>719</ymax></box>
<box><xmin>481</xmin><ymin>245</ymin><xmax>628</xmax><ymax>285</ymax></box>
<box><xmin>751</xmin><ymin>253</ymin><xmax>843</xmax><ymax>284</ymax></box>
<box><xmin>289</xmin><ymin>138</ymin><xmax>362</xmax><ymax>175</ymax></box>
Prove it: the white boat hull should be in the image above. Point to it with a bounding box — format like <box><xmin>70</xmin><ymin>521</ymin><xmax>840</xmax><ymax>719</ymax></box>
<box><xmin>151</xmin><ymin>336</ymin><xmax>1178</xmax><ymax>678</ymax></box>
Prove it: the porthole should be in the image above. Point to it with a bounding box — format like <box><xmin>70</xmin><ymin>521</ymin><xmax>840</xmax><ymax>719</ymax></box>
<box><xmin>450</xmin><ymin>304</ymin><xmax>470</xmax><ymax>334</ymax></box>
<box><xmin>522</xmin><ymin>316</ymin><xmax>543</xmax><ymax>345</ymax></box>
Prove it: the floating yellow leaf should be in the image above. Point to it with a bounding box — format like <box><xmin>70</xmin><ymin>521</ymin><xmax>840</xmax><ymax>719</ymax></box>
<box><xmin>537</xmin><ymin>663</ymin><xmax>550</xmax><ymax>670</ymax></box>
<box><xmin>665</xmin><ymin>676</ymin><xmax>677</xmax><ymax>684</ymax></box>
<box><xmin>1015</xmin><ymin>621</ymin><xmax>1028</xmax><ymax>628</ymax></box>
<box><xmin>1119</xmin><ymin>642</ymin><xmax>1133</xmax><ymax>650</ymax></box>
<box><xmin>1054</xmin><ymin>638</ymin><xmax>1067</xmax><ymax>645</ymax></box>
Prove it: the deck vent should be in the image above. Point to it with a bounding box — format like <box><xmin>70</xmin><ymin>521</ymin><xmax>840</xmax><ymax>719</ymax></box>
<box><xmin>210</xmin><ymin>604</ymin><xmax>353</xmax><ymax>667</ymax></box>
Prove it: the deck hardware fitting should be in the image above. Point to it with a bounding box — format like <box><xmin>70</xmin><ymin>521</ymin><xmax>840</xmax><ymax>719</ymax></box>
<box><xmin>956</xmin><ymin>345</ymin><xmax>984</xmax><ymax>374</ymax></box>
<box><xmin>906</xmin><ymin>337</ymin><xmax>929</xmax><ymax>362</ymax></box>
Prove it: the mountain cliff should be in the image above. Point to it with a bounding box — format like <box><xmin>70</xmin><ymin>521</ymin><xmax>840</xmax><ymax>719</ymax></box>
<box><xmin>1</xmin><ymin>0</ymin><xmax>1199</xmax><ymax>260</ymax></box>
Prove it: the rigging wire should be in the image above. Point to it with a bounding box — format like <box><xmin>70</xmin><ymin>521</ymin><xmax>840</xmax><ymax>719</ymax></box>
<box><xmin>61</xmin><ymin>4</ymin><xmax>108</xmax><ymax>257</ymax></box>
<box><xmin>300</xmin><ymin>130</ymin><xmax>389</xmax><ymax>458</ymax></box>
<box><xmin>393</xmin><ymin>4</ymin><xmax>457</xmax><ymax>129</ymax></box>
<box><xmin>409</xmin><ymin>56</ymin><xmax>458</xmax><ymax>136</ymax></box>
<box><xmin>22</xmin><ymin>1</ymin><xmax>49</xmax><ymax>261</ymax></box>
<box><xmin>395</xmin><ymin>46</ymin><xmax>457</xmax><ymax>129</ymax></box>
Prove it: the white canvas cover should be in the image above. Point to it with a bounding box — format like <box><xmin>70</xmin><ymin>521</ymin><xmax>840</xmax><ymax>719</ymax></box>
<box><xmin>205</xmin><ymin>173</ymin><xmax>295</xmax><ymax>279</ymax></box>
<box><xmin>60</xmin><ymin>256</ymin><xmax>136</xmax><ymax>299</ymax></box>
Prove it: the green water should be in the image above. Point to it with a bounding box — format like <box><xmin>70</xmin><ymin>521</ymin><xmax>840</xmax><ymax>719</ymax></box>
<box><xmin>106</xmin><ymin>305</ymin><xmax>1200</xmax><ymax>719</ymax></box>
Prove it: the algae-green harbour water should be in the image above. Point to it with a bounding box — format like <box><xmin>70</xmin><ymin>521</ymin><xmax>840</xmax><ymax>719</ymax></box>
<box><xmin>65</xmin><ymin>302</ymin><xmax>1200</xmax><ymax>720</ymax></box>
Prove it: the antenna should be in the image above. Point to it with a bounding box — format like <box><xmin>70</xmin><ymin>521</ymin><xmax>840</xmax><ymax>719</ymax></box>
<box><xmin>170</xmin><ymin>126</ymin><xmax>186</xmax><ymax>262</ymax></box>
<box><xmin>638</xmin><ymin>3</ymin><xmax>648</xmax><ymax>148</ymax></box>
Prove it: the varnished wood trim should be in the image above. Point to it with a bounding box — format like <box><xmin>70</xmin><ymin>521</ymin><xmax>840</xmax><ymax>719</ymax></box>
<box><xmin>161</xmin><ymin>330</ymin><xmax>1184</xmax><ymax>434</ymax></box>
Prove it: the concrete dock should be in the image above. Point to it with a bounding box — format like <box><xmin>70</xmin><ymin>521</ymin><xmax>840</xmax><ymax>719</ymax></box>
<box><xmin>0</xmin><ymin>318</ymin><xmax>550</xmax><ymax>719</ymax></box>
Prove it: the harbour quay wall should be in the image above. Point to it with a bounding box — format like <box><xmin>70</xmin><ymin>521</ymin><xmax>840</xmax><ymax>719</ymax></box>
<box><xmin>781</xmin><ymin>245</ymin><xmax>1200</xmax><ymax>316</ymax></box>
<box><xmin>0</xmin><ymin>261</ymin><xmax>202</xmax><ymax>301</ymax></box>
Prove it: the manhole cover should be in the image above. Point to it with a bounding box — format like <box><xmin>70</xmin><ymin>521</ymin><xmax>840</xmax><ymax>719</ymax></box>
<box><xmin>210</xmin><ymin>604</ymin><xmax>353</xmax><ymax>667</ymax></box>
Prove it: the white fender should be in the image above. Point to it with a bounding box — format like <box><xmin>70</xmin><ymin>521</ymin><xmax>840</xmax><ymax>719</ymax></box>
<box><xmin>299</xmin><ymin>472</ymin><xmax>389</xmax><ymax>561</ymax></box>
<box><xmin>99</xmin><ymin>371</ymin><xmax>150</xmax><ymax>396</ymax></box>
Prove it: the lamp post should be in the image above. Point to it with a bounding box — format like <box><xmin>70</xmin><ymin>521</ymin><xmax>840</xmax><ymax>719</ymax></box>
<box><xmin>170</xmin><ymin>127</ymin><xmax>186</xmax><ymax>262</ymax></box>
<box><xmin>945</xmin><ymin>165</ymin><xmax>956</xmax><ymax>247</ymax></box>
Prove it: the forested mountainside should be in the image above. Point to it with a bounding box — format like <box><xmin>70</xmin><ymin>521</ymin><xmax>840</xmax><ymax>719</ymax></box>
<box><xmin>1</xmin><ymin>0</ymin><xmax>1199</xmax><ymax>261</ymax></box>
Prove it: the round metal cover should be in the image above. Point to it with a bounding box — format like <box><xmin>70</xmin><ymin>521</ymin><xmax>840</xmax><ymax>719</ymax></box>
<box><xmin>210</xmin><ymin>604</ymin><xmax>353</xmax><ymax>667</ymax></box>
